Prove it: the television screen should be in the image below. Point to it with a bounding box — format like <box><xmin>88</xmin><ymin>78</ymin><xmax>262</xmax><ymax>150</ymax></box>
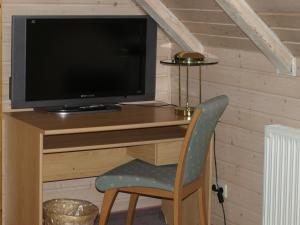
<box><xmin>11</xmin><ymin>16</ymin><xmax>157</xmax><ymax>110</ymax></box>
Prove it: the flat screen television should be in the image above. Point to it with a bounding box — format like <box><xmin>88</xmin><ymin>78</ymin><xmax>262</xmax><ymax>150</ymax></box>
<box><xmin>11</xmin><ymin>15</ymin><xmax>157</xmax><ymax>111</ymax></box>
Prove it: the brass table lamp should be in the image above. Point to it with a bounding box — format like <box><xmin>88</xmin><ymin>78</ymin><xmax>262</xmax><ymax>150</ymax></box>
<box><xmin>161</xmin><ymin>51</ymin><xmax>218</xmax><ymax>118</ymax></box>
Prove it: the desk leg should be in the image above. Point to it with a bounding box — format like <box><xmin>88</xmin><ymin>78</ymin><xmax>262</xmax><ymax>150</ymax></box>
<box><xmin>5</xmin><ymin>116</ymin><xmax>43</xmax><ymax>225</ymax></box>
<box><xmin>161</xmin><ymin>140</ymin><xmax>213</xmax><ymax>225</ymax></box>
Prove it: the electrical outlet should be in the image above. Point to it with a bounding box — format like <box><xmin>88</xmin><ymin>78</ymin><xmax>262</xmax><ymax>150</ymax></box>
<box><xmin>223</xmin><ymin>184</ymin><xmax>228</xmax><ymax>198</ymax></box>
<box><xmin>212</xmin><ymin>183</ymin><xmax>228</xmax><ymax>203</ymax></box>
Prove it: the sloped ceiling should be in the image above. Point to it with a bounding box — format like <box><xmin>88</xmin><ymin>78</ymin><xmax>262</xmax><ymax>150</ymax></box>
<box><xmin>160</xmin><ymin>0</ymin><xmax>300</xmax><ymax>56</ymax></box>
<box><xmin>245</xmin><ymin>0</ymin><xmax>300</xmax><ymax>13</ymax></box>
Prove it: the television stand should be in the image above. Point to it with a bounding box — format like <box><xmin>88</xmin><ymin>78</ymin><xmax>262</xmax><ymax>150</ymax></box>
<box><xmin>36</xmin><ymin>104</ymin><xmax>122</xmax><ymax>113</ymax></box>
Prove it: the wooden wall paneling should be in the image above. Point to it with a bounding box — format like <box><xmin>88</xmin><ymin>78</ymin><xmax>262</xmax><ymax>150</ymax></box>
<box><xmin>3</xmin><ymin>4</ymin><xmax>143</xmax><ymax>23</ymax></box>
<box><xmin>245</xmin><ymin>0</ymin><xmax>300</xmax><ymax>13</ymax></box>
<box><xmin>3</xmin><ymin>0</ymin><xmax>133</xmax><ymax>4</ymax></box>
<box><xmin>217</xmin><ymin>106</ymin><xmax>259</xmax><ymax>133</ymax></box>
<box><xmin>215</xmin><ymin>141</ymin><xmax>263</xmax><ymax>173</ymax></box>
<box><xmin>172</xmin><ymin>35</ymin><xmax>266</xmax><ymax>68</ymax></box>
<box><xmin>285</xmin><ymin>42</ymin><xmax>300</xmax><ymax>56</ymax></box>
<box><xmin>170</xmin><ymin>73</ymin><xmax>201</xmax><ymax>101</ymax></box>
<box><xmin>218</xmin><ymin>105</ymin><xmax>300</xmax><ymax>134</ymax></box>
<box><xmin>202</xmin><ymin>65</ymin><xmax>300</xmax><ymax>98</ymax></box>
<box><xmin>215</xmin><ymin>123</ymin><xmax>264</xmax><ymax>154</ymax></box>
<box><xmin>157</xmin><ymin>30</ymin><xmax>172</xmax><ymax>103</ymax></box>
<box><xmin>272</xmin><ymin>28</ymin><xmax>300</xmax><ymax>43</ymax></box>
<box><xmin>206</xmin><ymin>46</ymin><xmax>277</xmax><ymax>73</ymax></box>
<box><xmin>184</xmin><ymin>22</ymin><xmax>247</xmax><ymax>38</ymax></box>
<box><xmin>203</xmin><ymin>81</ymin><xmax>300</xmax><ymax>121</ymax></box>
<box><xmin>157</xmin><ymin>39</ymin><xmax>172</xmax><ymax>57</ymax></box>
<box><xmin>162</xmin><ymin>6</ymin><xmax>300</xmax><ymax>74</ymax></box>
<box><xmin>195</xmin><ymin>34</ymin><xmax>257</xmax><ymax>52</ymax></box>
<box><xmin>212</xmin><ymin>214</ymin><xmax>238</xmax><ymax>225</ymax></box>
<box><xmin>171</xmin><ymin>9</ymin><xmax>233</xmax><ymax>24</ymax></box>
<box><xmin>173</xmin><ymin>44</ymin><xmax>278</xmax><ymax>74</ymax></box>
<box><xmin>216</xmin><ymin>179</ymin><xmax>262</xmax><ymax>214</ymax></box>
<box><xmin>260</xmin><ymin>13</ymin><xmax>300</xmax><ymax>29</ymax></box>
<box><xmin>0</xmin><ymin>0</ymin><xmax>2</xmax><ymax>223</ymax></box>
<box><xmin>160</xmin><ymin>0</ymin><xmax>221</xmax><ymax>11</ymax></box>
<box><xmin>211</xmin><ymin>195</ymin><xmax>261</xmax><ymax>225</ymax></box>
<box><xmin>164</xmin><ymin>1</ymin><xmax>300</xmax><ymax>225</ymax></box>
<box><xmin>136</xmin><ymin>0</ymin><xmax>206</xmax><ymax>54</ymax></box>
<box><xmin>187</xmin><ymin>21</ymin><xmax>300</xmax><ymax>44</ymax></box>
<box><xmin>175</xmin><ymin>54</ymin><xmax>300</xmax><ymax>225</ymax></box>
<box><xmin>216</xmin><ymin>160</ymin><xmax>263</xmax><ymax>194</ymax></box>
<box><xmin>2</xmin><ymin>42</ymin><xmax>8</xmax><ymax>63</ymax></box>
<box><xmin>163</xmin><ymin>10</ymin><xmax>300</xmax><ymax>59</ymax></box>
<box><xmin>215</xmin><ymin>0</ymin><xmax>296</xmax><ymax>75</ymax></box>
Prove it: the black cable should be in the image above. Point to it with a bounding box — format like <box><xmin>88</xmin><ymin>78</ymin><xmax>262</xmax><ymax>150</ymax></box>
<box><xmin>212</xmin><ymin>131</ymin><xmax>227</xmax><ymax>225</ymax></box>
<box><xmin>213</xmin><ymin>132</ymin><xmax>219</xmax><ymax>188</ymax></box>
<box><xmin>221</xmin><ymin>203</ymin><xmax>227</xmax><ymax>225</ymax></box>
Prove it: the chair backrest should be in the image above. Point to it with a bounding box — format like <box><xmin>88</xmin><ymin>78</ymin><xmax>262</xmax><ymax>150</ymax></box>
<box><xmin>179</xmin><ymin>95</ymin><xmax>229</xmax><ymax>186</ymax></box>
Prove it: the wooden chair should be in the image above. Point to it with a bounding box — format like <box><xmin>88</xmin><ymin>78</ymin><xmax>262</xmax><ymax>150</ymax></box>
<box><xmin>95</xmin><ymin>95</ymin><xmax>229</xmax><ymax>225</ymax></box>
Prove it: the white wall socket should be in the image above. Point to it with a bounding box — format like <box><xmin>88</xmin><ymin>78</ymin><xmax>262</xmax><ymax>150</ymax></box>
<box><xmin>223</xmin><ymin>184</ymin><xmax>228</xmax><ymax>198</ymax></box>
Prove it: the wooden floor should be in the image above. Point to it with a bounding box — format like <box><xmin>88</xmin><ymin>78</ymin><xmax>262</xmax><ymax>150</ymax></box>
<box><xmin>104</xmin><ymin>207</ymin><xmax>166</xmax><ymax>225</ymax></box>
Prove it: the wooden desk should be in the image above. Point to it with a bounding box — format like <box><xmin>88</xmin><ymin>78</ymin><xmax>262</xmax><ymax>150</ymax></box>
<box><xmin>4</xmin><ymin>105</ymin><xmax>211</xmax><ymax>225</ymax></box>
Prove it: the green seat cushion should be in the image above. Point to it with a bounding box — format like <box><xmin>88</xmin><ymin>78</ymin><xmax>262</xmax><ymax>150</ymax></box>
<box><xmin>95</xmin><ymin>160</ymin><xmax>177</xmax><ymax>192</ymax></box>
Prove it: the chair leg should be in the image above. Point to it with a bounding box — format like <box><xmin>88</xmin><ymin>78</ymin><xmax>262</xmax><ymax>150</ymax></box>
<box><xmin>198</xmin><ymin>188</ymin><xmax>207</xmax><ymax>225</ymax></box>
<box><xmin>99</xmin><ymin>189</ymin><xmax>118</xmax><ymax>225</ymax></box>
<box><xmin>173</xmin><ymin>196</ymin><xmax>182</xmax><ymax>225</ymax></box>
<box><xmin>126</xmin><ymin>193</ymin><xmax>139</xmax><ymax>225</ymax></box>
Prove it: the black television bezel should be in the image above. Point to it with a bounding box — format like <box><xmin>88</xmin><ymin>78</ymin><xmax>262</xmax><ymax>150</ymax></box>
<box><xmin>11</xmin><ymin>15</ymin><xmax>157</xmax><ymax>109</ymax></box>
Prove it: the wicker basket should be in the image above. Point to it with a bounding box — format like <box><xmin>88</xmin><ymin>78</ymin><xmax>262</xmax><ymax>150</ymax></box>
<box><xmin>43</xmin><ymin>199</ymin><xmax>99</xmax><ymax>225</ymax></box>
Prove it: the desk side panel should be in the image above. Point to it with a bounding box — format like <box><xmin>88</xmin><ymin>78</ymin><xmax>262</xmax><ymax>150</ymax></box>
<box><xmin>4</xmin><ymin>116</ymin><xmax>43</xmax><ymax>225</ymax></box>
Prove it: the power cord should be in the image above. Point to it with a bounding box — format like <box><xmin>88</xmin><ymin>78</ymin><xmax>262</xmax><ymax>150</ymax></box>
<box><xmin>212</xmin><ymin>131</ymin><xmax>227</xmax><ymax>225</ymax></box>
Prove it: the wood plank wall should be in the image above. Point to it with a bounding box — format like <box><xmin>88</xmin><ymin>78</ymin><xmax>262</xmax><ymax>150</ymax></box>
<box><xmin>162</xmin><ymin>0</ymin><xmax>300</xmax><ymax>56</ymax></box>
<box><xmin>0</xmin><ymin>0</ymin><xmax>2</xmax><ymax>223</ymax></box>
<box><xmin>1</xmin><ymin>0</ymin><xmax>173</xmax><ymax>222</ymax></box>
<box><xmin>162</xmin><ymin>0</ymin><xmax>300</xmax><ymax>225</ymax></box>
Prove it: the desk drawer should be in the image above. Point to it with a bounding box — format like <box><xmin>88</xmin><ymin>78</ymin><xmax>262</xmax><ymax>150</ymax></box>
<box><xmin>127</xmin><ymin>140</ymin><xmax>183</xmax><ymax>165</ymax></box>
<box><xmin>43</xmin><ymin>147</ymin><xmax>133</xmax><ymax>182</ymax></box>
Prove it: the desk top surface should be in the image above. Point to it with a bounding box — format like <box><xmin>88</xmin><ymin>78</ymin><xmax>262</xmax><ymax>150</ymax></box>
<box><xmin>5</xmin><ymin>105</ymin><xmax>190</xmax><ymax>135</ymax></box>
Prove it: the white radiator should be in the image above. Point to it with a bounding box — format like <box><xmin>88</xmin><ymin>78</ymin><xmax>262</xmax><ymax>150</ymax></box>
<box><xmin>263</xmin><ymin>125</ymin><xmax>300</xmax><ymax>225</ymax></box>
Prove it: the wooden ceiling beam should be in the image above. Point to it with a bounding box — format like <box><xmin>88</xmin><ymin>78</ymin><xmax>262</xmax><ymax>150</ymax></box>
<box><xmin>215</xmin><ymin>0</ymin><xmax>296</xmax><ymax>76</ymax></box>
<box><xmin>135</xmin><ymin>0</ymin><xmax>207</xmax><ymax>55</ymax></box>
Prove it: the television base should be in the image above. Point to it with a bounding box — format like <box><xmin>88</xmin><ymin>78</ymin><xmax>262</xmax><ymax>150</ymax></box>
<box><xmin>35</xmin><ymin>104</ymin><xmax>122</xmax><ymax>114</ymax></box>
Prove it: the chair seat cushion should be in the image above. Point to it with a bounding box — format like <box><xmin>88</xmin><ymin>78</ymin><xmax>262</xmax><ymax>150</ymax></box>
<box><xmin>95</xmin><ymin>160</ymin><xmax>177</xmax><ymax>192</ymax></box>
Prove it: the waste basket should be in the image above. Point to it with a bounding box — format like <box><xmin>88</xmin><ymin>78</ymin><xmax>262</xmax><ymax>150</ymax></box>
<box><xmin>43</xmin><ymin>199</ymin><xmax>99</xmax><ymax>225</ymax></box>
